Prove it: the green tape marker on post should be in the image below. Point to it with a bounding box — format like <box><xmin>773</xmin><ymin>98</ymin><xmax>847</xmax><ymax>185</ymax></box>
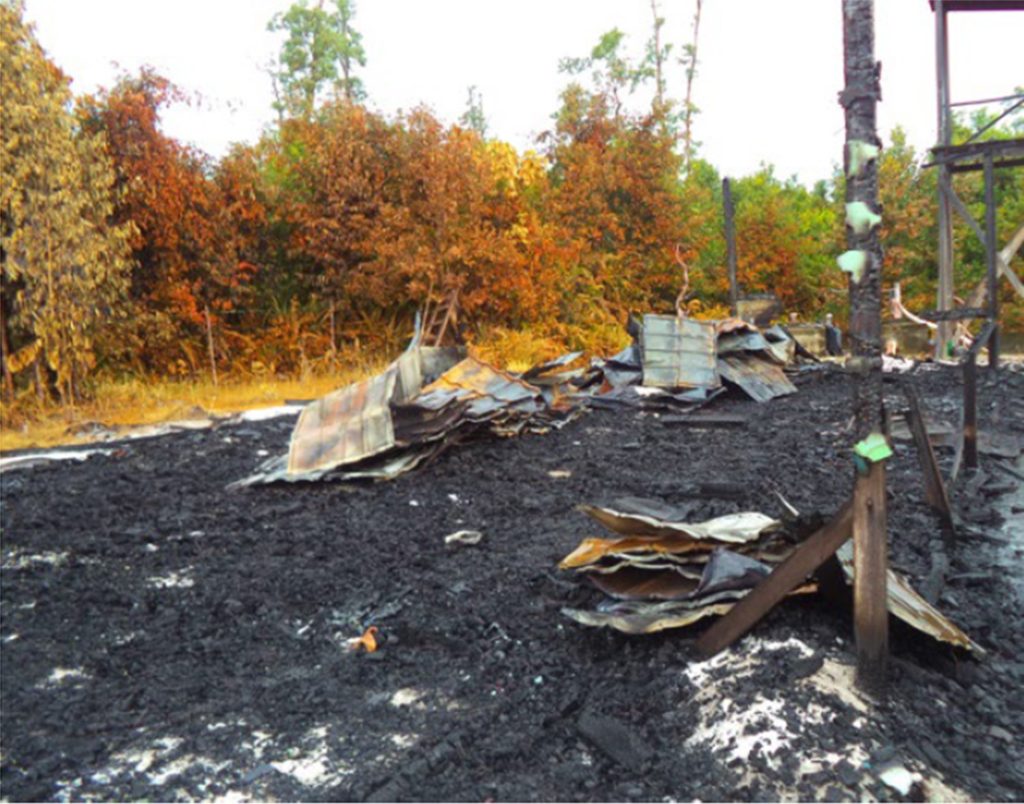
<box><xmin>853</xmin><ymin>432</ymin><xmax>893</xmax><ymax>475</ymax></box>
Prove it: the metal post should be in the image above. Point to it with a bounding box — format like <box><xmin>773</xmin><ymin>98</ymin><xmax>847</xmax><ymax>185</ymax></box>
<box><xmin>723</xmin><ymin>178</ymin><xmax>738</xmax><ymax>317</ymax></box>
<box><xmin>934</xmin><ymin>0</ymin><xmax>954</xmax><ymax>358</ymax></box>
<box><xmin>842</xmin><ymin>0</ymin><xmax>888</xmax><ymax>697</ymax></box>
<box><xmin>984</xmin><ymin>153</ymin><xmax>1000</xmax><ymax>369</ymax></box>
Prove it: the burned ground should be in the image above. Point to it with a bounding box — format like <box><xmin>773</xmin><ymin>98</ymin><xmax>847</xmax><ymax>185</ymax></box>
<box><xmin>1</xmin><ymin>365</ymin><xmax>1022</xmax><ymax>802</ymax></box>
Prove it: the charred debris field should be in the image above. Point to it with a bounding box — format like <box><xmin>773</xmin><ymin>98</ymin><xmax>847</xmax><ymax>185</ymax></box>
<box><xmin>1</xmin><ymin>364</ymin><xmax>1023</xmax><ymax>802</ymax></box>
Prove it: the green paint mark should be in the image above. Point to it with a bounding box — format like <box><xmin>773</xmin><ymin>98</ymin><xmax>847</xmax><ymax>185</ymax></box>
<box><xmin>847</xmin><ymin>140</ymin><xmax>880</xmax><ymax>178</ymax></box>
<box><xmin>837</xmin><ymin>250</ymin><xmax>868</xmax><ymax>283</ymax></box>
<box><xmin>854</xmin><ymin>432</ymin><xmax>893</xmax><ymax>464</ymax></box>
<box><xmin>846</xmin><ymin>201</ymin><xmax>882</xmax><ymax>235</ymax></box>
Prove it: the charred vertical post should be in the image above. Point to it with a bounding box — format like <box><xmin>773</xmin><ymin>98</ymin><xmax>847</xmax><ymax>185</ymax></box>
<box><xmin>984</xmin><ymin>153</ymin><xmax>1000</xmax><ymax>369</ymax></box>
<box><xmin>723</xmin><ymin>178</ymin><xmax>738</xmax><ymax>317</ymax></box>
<box><xmin>841</xmin><ymin>0</ymin><xmax>888</xmax><ymax>696</ymax></box>
<box><xmin>934</xmin><ymin>0</ymin><xmax>954</xmax><ymax>358</ymax></box>
<box><xmin>963</xmin><ymin>352</ymin><xmax>978</xmax><ymax>469</ymax></box>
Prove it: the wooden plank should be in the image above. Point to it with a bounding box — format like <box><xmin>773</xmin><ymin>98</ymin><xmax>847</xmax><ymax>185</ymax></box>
<box><xmin>853</xmin><ymin>461</ymin><xmax>888</xmax><ymax>696</ymax></box>
<box><xmin>696</xmin><ymin>500</ymin><xmax>853</xmax><ymax>657</ymax></box>
<box><xmin>918</xmin><ymin>306</ymin><xmax>987</xmax><ymax>322</ymax></box>
<box><xmin>902</xmin><ymin>383</ymin><xmax>955</xmax><ymax>549</ymax></box>
<box><xmin>660</xmin><ymin>413</ymin><xmax>747</xmax><ymax>428</ymax></box>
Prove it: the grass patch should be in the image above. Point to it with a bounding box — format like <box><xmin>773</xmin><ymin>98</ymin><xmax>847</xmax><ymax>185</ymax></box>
<box><xmin>0</xmin><ymin>326</ymin><xmax>622</xmax><ymax>453</ymax></box>
<box><xmin>1</xmin><ymin>360</ymin><xmax>387</xmax><ymax>453</ymax></box>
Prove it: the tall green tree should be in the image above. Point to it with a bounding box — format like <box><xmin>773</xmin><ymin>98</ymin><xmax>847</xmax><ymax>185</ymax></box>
<box><xmin>1</xmin><ymin>1</ymin><xmax>133</xmax><ymax>402</ymax></box>
<box><xmin>268</xmin><ymin>0</ymin><xmax>366</xmax><ymax>120</ymax></box>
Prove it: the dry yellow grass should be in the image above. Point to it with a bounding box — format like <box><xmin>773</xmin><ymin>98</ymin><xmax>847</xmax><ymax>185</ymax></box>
<box><xmin>0</xmin><ymin>327</ymin><xmax>610</xmax><ymax>453</ymax></box>
<box><xmin>0</xmin><ymin>365</ymin><xmax>385</xmax><ymax>453</ymax></box>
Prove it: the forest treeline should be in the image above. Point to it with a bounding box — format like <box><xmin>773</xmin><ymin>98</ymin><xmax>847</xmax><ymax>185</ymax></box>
<box><xmin>1</xmin><ymin>0</ymin><xmax>1022</xmax><ymax>408</ymax></box>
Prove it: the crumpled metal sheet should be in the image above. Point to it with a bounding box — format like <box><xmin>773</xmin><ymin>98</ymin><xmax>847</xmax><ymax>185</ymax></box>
<box><xmin>522</xmin><ymin>351</ymin><xmax>585</xmax><ymax>383</ymax></box>
<box><xmin>287</xmin><ymin>365</ymin><xmax>400</xmax><ymax>476</ymax></box>
<box><xmin>559</xmin><ymin>536</ymin><xmax>716</xmax><ymax>570</ymax></box>
<box><xmin>694</xmin><ymin>549</ymin><xmax>771</xmax><ymax>597</ymax></box>
<box><xmin>561</xmin><ymin>602</ymin><xmax>735</xmax><ymax>635</ymax></box>
<box><xmin>579</xmin><ymin>499</ymin><xmax>780</xmax><ymax>543</ymax></box>
<box><xmin>717</xmin><ymin>353</ymin><xmax>797</xmax><ymax>403</ymax></box>
<box><xmin>835</xmin><ymin>542</ymin><xmax>982</xmax><ymax>653</ymax></box>
<box><xmin>587</xmin><ymin>566</ymin><xmax>700</xmax><ymax>600</ymax></box>
<box><xmin>640</xmin><ymin>315</ymin><xmax>720</xmax><ymax>390</ymax></box>
<box><xmin>420</xmin><ymin>357</ymin><xmax>544</xmax><ymax>422</ymax></box>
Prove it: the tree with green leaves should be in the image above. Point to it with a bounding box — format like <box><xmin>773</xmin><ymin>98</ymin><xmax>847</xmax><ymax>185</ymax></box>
<box><xmin>459</xmin><ymin>85</ymin><xmax>487</xmax><ymax>138</ymax></box>
<box><xmin>268</xmin><ymin>0</ymin><xmax>366</xmax><ymax>120</ymax></box>
<box><xmin>1</xmin><ymin>1</ymin><xmax>133</xmax><ymax>403</ymax></box>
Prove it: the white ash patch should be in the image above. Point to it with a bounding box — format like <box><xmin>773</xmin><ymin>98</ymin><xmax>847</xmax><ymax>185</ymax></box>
<box><xmin>269</xmin><ymin>726</ymin><xmax>354</xmax><ymax>788</ymax></box>
<box><xmin>390</xmin><ymin>688</ymin><xmax>424</xmax><ymax>708</ymax></box>
<box><xmin>147</xmin><ymin>568</ymin><xmax>195</xmax><ymax>589</ymax></box>
<box><xmin>389</xmin><ymin>733</ymin><xmax>419</xmax><ymax>749</ymax></box>
<box><xmin>2</xmin><ymin>549</ymin><xmax>69</xmax><ymax>570</ymax></box>
<box><xmin>37</xmin><ymin>666</ymin><xmax>91</xmax><ymax>688</ymax></box>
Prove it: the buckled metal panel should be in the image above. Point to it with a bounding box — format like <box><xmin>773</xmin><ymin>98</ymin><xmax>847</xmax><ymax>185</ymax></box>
<box><xmin>640</xmin><ymin>315</ymin><xmax>720</xmax><ymax>389</ymax></box>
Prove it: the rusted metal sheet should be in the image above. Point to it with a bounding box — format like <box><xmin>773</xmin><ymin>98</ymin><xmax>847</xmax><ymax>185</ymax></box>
<box><xmin>285</xmin><ymin>342</ymin><xmax>466</xmax><ymax>479</ymax></box>
<box><xmin>287</xmin><ymin>365</ymin><xmax>399</xmax><ymax>476</ymax></box>
<box><xmin>717</xmin><ymin>354</ymin><xmax>796</xmax><ymax>403</ymax></box>
<box><xmin>835</xmin><ymin>541</ymin><xmax>982</xmax><ymax>653</ymax></box>
<box><xmin>640</xmin><ymin>314</ymin><xmax>720</xmax><ymax>389</ymax></box>
<box><xmin>421</xmin><ymin>357</ymin><xmax>543</xmax><ymax>421</ymax></box>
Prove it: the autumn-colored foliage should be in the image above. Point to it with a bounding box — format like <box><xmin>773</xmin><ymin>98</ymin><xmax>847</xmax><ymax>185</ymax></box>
<box><xmin>2</xmin><ymin>0</ymin><xmax>1022</xmax><ymax>415</ymax></box>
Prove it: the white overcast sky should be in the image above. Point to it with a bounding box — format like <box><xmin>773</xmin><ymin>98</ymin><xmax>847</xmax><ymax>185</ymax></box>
<box><xmin>22</xmin><ymin>0</ymin><xmax>1024</xmax><ymax>185</ymax></box>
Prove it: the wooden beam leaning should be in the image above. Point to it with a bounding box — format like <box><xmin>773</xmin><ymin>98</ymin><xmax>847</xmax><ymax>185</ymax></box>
<box><xmin>696</xmin><ymin>501</ymin><xmax>853</xmax><ymax>657</ymax></box>
<box><xmin>919</xmin><ymin>306</ymin><xmax>987</xmax><ymax>322</ymax></box>
<box><xmin>944</xmin><ymin>179</ymin><xmax>1024</xmax><ymax>300</ymax></box>
<box><xmin>853</xmin><ymin>461</ymin><xmax>889</xmax><ymax>695</ymax></box>
<box><xmin>902</xmin><ymin>382</ymin><xmax>956</xmax><ymax>549</ymax></box>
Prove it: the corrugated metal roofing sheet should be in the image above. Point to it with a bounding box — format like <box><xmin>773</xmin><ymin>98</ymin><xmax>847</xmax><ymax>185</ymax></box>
<box><xmin>640</xmin><ymin>315</ymin><xmax>720</xmax><ymax>389</ymax></box>
<box><xmin>717</xmin><ymin>354</ymin><xmax>797</xmax><ymax>403</ymax></box>
<box><xmin>287</xmin><ymin>366</ymin><xmax>399</xmax><ymax>476</ymax></box>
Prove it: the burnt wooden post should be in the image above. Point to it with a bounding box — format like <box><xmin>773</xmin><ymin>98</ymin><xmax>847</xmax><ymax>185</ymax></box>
<box><xmin>841</xmin><ymin>0</ymin><xmax>888</xmax><ymax>696</ymax></box>
<box><xmin>963</xmin><ymin>352</ymin><xmax>978</xmax><ymax>469</ymax></box>
<box><xmin>984</xmin><ymin>153</ymin><xmax>1000</xmax><ymax>369</ymax></box>
<box><xmin>723</xmin><ymin>177</ymin><xmax>738</xmax><ymax>317</ymax></box>
<box><xmin>902</xmin><ymin>383</ymin><xmax>955</xmax><ymax>549</ymax></box>
<box><xmin>933</xmin><ymin>0</ymin><xmax>954</xmax><ymax>358</ymax></box>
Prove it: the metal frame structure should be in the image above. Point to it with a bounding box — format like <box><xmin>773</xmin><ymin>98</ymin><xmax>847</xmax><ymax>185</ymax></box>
<box><xmin>928</xmin><ymin>0</ymin><xmax>1024</xmax><ymax>363</ymax></box>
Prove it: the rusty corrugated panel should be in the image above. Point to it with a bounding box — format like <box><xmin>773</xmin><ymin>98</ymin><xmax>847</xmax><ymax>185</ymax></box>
<box><xmin>717</xmin><ymin>354</ymin><xmax>797</xmax><ymax>403</ymax></box>
<box><xmin>284</xmin><ymin>341</ymin><xmax>465</xmax><ymax>478</ymax></box>
<box><xmin>835</xmin><ymin>542</ymin><xmax>982</xmax><ymax>653</ymax></box>
<box><xmin>287</xmin><ymin>366</ymin><xmax>399</xmax><ymax>476</ymax></box>
<box><xmin>420</xmin><ymin>357</ymin><xmax>543</xmax><ymax>420</ymax></box>
<box><xmin>640</xmin><ymin>315</ymin><xmax>720</xmax><ymax>389</ymax></box>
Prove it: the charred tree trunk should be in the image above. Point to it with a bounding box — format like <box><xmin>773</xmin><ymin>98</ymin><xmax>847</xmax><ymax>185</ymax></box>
<box><xmin>841</xmin><ymin>0</ymin><xmax>888</xmax><ymax>696</ymax></box>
